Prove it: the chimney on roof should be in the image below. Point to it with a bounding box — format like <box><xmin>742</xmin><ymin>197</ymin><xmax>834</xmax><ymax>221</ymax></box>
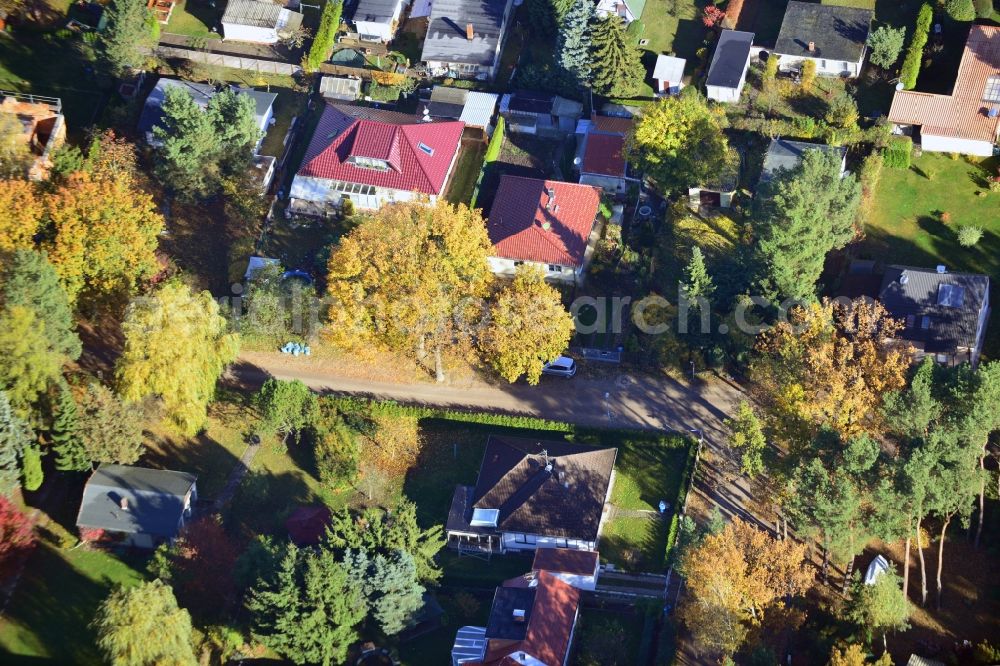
<box><xmin>119</xmin><ymin>497</ymin><xmax>129</xmax><ymax>511</ymax></box>
<box><xmin>513</xmin><ymin>609</ymin><xmax>526</xmax><ymax>622</ymax></box>
<box><xmin>937</xmin><ymin>265</ymin><xmax>947</xmax><ymax>274</ymax></box>
<box><xmin>808</xmin><ymin>41</ymin><xmax>815</xmax><ymax>52</ymax></box>
<box><xmin>466</xmin><ymin>23</ymin><xmax>474</xmax><ymax>40</ymax></box>
<box><xmin>545</xmin><ymin>187</ymin><xmax>556</xmax><ymax>211</ymax></box>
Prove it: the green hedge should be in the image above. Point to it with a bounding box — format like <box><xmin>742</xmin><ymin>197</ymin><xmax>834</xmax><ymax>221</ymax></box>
<box><xmin>820</xmin><ymin>0</ymin><xmax>875</xmax><ymax>8</ymax></box>
<box><xmin>884</xmin><ymin>135</ymin><xmax>913</xmax><ymax>169</ymax></box>
<box><xmin>900</xmin><ymin>2</ymin><xmax>933</xmax><ymax>90</ymax></box>
<box><xmin>662</xmin><ymin>435</ymin><xmax>699</xmax><ymax>568</ymax></box>
<box><xmin>305</xmin><ymin>0</ymin><xmax>343</xmax><ymax>72</ymax></box>
<box><xmin>469</xmin><ymin>116</ymin><xmax>504</xmax><ymax>208</ymax></box>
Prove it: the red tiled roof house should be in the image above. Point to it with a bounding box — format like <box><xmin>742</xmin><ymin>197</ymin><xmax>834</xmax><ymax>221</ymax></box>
<box><xmin>289</xmin><ymin>103</ymin><xmax>464</xmax><ymax>214</ymax></box>
<box><xmin>576</xmin><ymin>115</ymin><xmax>631</xmax><ymax>194</ymax></box>
<box><xmin>888</xmin><ymin>25</ymin><xmax>1000</xmax><ymax>157</ymax></box>
<box><xmin>486</xmin><ymin>176</ymin><xmax>603</xmax><ymax>285</ymax></box>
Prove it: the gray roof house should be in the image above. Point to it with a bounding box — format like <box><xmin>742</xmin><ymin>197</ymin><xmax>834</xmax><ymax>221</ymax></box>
<box><xmin>320</xmin><ymin>75</ymin><xmax>362</xmax><ymax>101</ymax></box>
<box><xmin>350</xmin><ymin>0</ymin><xmax>408</xmax><ymax>42</ymax></box>
<box><xmin>878</xmin><ymin>266</ymin><xmax>991</xmax><ymax>368</ymax></box>
<box><xmin>773</xmin><ymin>1</ymin><xmax>872</xmax><ymax>78</ymax></box>
<box><xmin>499</xmin><ymin>90</ymin><xmax>584</xmax><ymax>138</ymax></box>
<box><xmin>76</xmin><ymin>464</ymin><xmax>198</xmax><ymax>549</ymax></box>
<box><xmin>706</xmin><ymin>30</ymin><xmax>754</xmax><ymax>103</ymax></box>
<box><xmin>137</xmin><ymin>78</ymin><xmax>277</xmax><ymax>150</ymax></box>
<box><xmin>446</xmin><ymin>436</ymin><xmax>617</xmax><ymax>555</ymax></box>
<box><xmin>760</xmin><ymin>138</ymin><xmax>847</xmax><ymax>182</ymax></box>
<box><xmin>421</xmin><ymin>0</ymin><xmax>515</xmax><ymax>81</ymax></box>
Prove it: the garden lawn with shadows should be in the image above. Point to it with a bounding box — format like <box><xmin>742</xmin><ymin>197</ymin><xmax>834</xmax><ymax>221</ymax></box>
<box><xmin>860</xmin><ymin>152</ymin><xmax>1000</xmax><ymax>356</ymax></box>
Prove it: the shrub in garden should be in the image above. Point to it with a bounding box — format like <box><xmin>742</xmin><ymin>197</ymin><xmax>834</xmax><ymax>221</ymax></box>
<box><xmin>800</xmin><ymin>59</ymin><xmax>816</xmax><ymax>91</ymax></box>
<box><xmin>958</xmin><ymin>225</ymin><xmax>983</xmax><ymax>247</ymax></box>
<box><xmin>825</xmin><ymin>93</ymin><xmax>859</xmax><ymax>129</ymax></box>
<box><xmin>945</xmin><ymin>0</ymin><xmax>976</xmax><ymax>21</ymax></box>
<box><xmin>973</xmin><ymin>0</ymin><xmax>993</xmax><ymax>19</ymax></box>
<box><xmin>883</xmin><ymin>136</ymin><xmax>912</xmax><ymax>169</ymax></box>
<box><xmin>305</xmin><ymin>0</ymin><xmax>343</xmax><ymax>72</ymax></box>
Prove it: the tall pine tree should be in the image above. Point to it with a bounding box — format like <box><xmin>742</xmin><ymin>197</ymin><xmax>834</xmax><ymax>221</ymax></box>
<box><xmin>590</xmin><ymin>15</ymin><xmax>645</xmax><ymax>98</ymax></box>
<box><xmin>0</xmin><ymin>391</ymin><xmax>31</xmax><ymax>496</ymax></box>
<box><xmin>681</xmin><ymin>246</ymin><xmax>715</xmax><ymax>303</ymax></box>
<box><xmin>50</xmin><ymin>382</ymin><xmax>89</xmax><ymax>472</ymax></box>
<box><xmin>558</xmin><ymin>0</ymin><xmax>594</xmax><ymax>87</ymax></box>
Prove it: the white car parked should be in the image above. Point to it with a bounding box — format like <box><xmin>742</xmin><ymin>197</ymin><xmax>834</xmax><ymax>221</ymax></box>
<box><xmin>542</xmin><ymin>356</ymin><xmax>577</xmax><ymax>378</ymax></box>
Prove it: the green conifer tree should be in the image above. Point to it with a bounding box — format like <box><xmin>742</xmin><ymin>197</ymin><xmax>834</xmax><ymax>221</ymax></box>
<box><xmin>590</xmin><ymin>15</ymin><xmax>645</xmax><ymax>98</ymax></box>
<box><xmin>558</xmin><ymin>0</ymin><xmax>595</xmax><ymax>86</ymax></box>
<box><xmin>51</xmin><ymin>383</ymin><xmax>89</xmax><ymax>472</ymax></box>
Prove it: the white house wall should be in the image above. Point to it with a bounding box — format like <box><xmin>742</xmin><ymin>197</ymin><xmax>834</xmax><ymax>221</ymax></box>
<box><xmin>921</xmin><ymin>133</ymin><xmax>995</xmax><ymax>157</ymax></box>
<box><xmin>488</xmin><ymin>256</ymin><xmax>578</xmax><ymax>284</ymax></box>
<box><xmin>549</xmin><ymin>572</ymin><xmax>598</xmax><ymax>591</ymax></box>
<box><xmin>580</xmin><ymin>172</ymin><xmax>625</xmax><ymax>194</ymax></box>
<box><xmin>356</xmin><ymin>19</ymin><xmax>394</xmax><ymax>42</ymax></box>
<box><xmin>222</xmin><ymin>22</ymin><xmax>279</xmax><ymax>44</ymax></box>
<box><xmin>776</xmin><ymin>54</ymin><xmax>862</xmax><ymax>78</ymax></box>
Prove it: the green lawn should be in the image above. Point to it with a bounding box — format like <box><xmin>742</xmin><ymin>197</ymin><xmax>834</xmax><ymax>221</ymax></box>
<box><xmin>163</xmin><ymin>0</ymin><xmax>222</xmax><ymax>39</ymax></box>
<box><xmin>0</xmin><ymin>544</ymin><xmax>148</xmax><ymax>664</ymax></box>
<box><xmin>861</xmin><ymin>152</ymin><xmax>1000</xmax><ymax>356</ymax></box>
<box><xmin>445</xmin><ymin>142</ymin><xmax>486</xmax><ymax>206</ymax></box>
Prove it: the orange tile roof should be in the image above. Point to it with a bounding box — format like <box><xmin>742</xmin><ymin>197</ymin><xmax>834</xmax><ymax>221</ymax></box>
<box><xmin>888</xmin><ymin>25</ymin><xmax>1000</xmax><ymax>143</ymax></box>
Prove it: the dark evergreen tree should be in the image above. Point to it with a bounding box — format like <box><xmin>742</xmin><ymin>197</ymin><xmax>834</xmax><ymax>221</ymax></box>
<box><xmin>2</xmin><ymin>250</ymin><xmax>81</xmax><ymax>362</ymax></box>
<box><xmin>590</xmin><ymin>15</ymin><xmax>645</xmax><ymax>98</ymax></box>
<box><xmin>681</xmin><ymin>246</ymin><xmax>715</xmax><ymax>304</ymax></box>
<box><xmin>50</xmin><ymin>382</ymin><xmax>89</xmax><ymax>472</ymax></box>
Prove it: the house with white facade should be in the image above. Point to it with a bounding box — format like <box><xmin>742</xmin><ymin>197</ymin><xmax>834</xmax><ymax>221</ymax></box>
<box><xmin>485</xmin><ymin>176</ymin><xmax>603</xmax><ymax>285</ymax></box>
<box><xmin>706</xmin><ymin>30</ymin><xmax>754</xmax><ymax>103</ymax></box>
<box><xmin>350</xmin><ymin>0</ymin><xmax>407</xmax><ymax>42</ymax></box>
<box><xmin>772</xmin><ymin>1</ymin><xmax>872</xmax><ymax>78</ymax></box>
<box><xmin>530</xmin><ymin>548</ymin><xmax>600</xmax><ymax>591</ymax></box>
<box><xmin>446</xmin><ymin>436</ymin><xmax>617</xmax><ymax>555</ymax></box>
<box><xmin>221</xmin><ymin>0</ymin><xmax>303</xmax><ymax>44</ymax></box>
<box><xmin>888</xmin><ymin>25</ymin><xmax>1000</xmax><ymax>157</ymax></box>
<box><xmin>595</xmin><ymin>0</ymin><xmax>645</xmax><ymax>23</ymax></box>
<box><xmin>421</xmin><ymin>0</ymin><xmax>514</xmax><ymax>80</ymax></box>
<box><xmin>288</xmin><ymin>102</ymin><xmax>464</xmax><ymax>214</ymax></box>
<box><xmin>137</xmin><ymin>78</ymin><xmax>276</xmax><ymax>151</ymax></box>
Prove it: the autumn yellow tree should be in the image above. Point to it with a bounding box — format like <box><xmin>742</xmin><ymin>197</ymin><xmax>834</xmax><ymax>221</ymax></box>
<box><xmin>325</xmin><ymin>202</ymin><xmax>493</xmax><ymax>382</ymax></box>
<box><xmin>828</xmin><ymin>643</ymin><xmax>892</xmax><ymax>666</ymax></box>
<box><xmin>117</xmin><ymin>281</ymin><xmax>239</xmax><ymax>435</ymax></box>
<box><xmin>0</xmin><ymin>179</ymin><xmax>43</xmax><ymax>254</ymax></box>
<box><xmin>42</xmin><ymin>172</ymin><xmax>163</xmax><ymax>305</ymax></box>
<box><xmin>750</xmin><ymin>298</ymin><xmax>910</xmax><ymax>445</ymax></box>
<box><xmin>679</xmin><ymin>518</ymin><xmax>811</xmax><ymax>657</ymax></box>
<box><xmin>479</xmin><ymin>266</ymin><xmax>574</xmax><ymax>385</ymax></box>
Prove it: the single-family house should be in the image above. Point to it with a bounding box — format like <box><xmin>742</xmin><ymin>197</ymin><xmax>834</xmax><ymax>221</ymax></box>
<box><xmin>421</xmin><ymin>0</ymin><xmax>515</xmax><ymax>81</ymax></box>
<box><xmin>137</xmin><ymin>78</ymin><xmax>276</xmax><ymax>150</ymax></box>
<box><xmin>0</xmin><ymin>91</ymin><xmax>66</xmax><ymax>181</ymax></box>
<box><xmin>575</xmin><ymin>115</ymin><xmax>632</xmax><ymax>194</ymax></box>
<box><xmin>878</xmin><ymin>266</ymin><xmax>991</xmax><ymax>368</ymax></box>
<box><xmin>221</xmin><ymin>0</ymin><xmax>304</xmax><ymax>44</ymax></box>
<box><xmin>888</xmin><ymin>25</ymin><xmax>1000</xmax><ymax>157</ymax></box>
<box><xmin>425</xmin><ymin>86</ymin><xmax>500</xmax><ymax>137</ymax></box>
<box><xmin>350</xmin><ymin>0</ymin><xmax>408</xmax><ymax>42</ymax></box>
<box><xmin>450</xmin><ymin>571</ymin><xmax>581</xmax><ymax>666</ymax></box>
<box><xmin>595</xmin><ymin>0</ymin><xmax>645</xmax><ymax>24</ymax></box>
<box><xmin>446</xmin><ymin>435</ymin><xmax>617</xmax><ymax>554</ymax></box>
<box><xmin>289</xmin><ymin>102</ymin><xmax>464</xmax><ymax>214</ymax></box>
<box><xmin>706</xmin><ymin>30</ymin><xmax>754</xmax><ymax>103</ymax></box>
<box><xmin>76</xmin><ymin>464</ymin><xmax>198</xmax><ymax>549</ymax></box>
<box><xmin>500</xmin><ymin>91</ymin><xmax>584</xmax><ymax>138</ymax></box>
<box><xmin>319</xmin><ymin>76</ymin><xmax>362</xmax><ymax>101</ymax></box>
<box><xmin>486</xmin><ymin>176</ymin><xmax>603</xmax><ymax>285</ymax></box>
<box><xmin>652</xmin><ymin>54</ymin><xmax>686</xmax><ymax>95</ymax></box>
<box><xmin>772</xmin><ymin>1</ymin><xmax>872</xmax><ymax>78</ymax></box>
<box><xmin>760</xmin><ymin>138</ymin><xmax>846</xmax><ymax>183</ymax></box>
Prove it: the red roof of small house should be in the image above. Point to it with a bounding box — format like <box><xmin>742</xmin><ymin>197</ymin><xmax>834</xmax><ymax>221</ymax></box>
<box><xmin>487</xmin><ymin>176</ymin><xmax>601</xmax><ymax>268</ymax></box>
<box><xmin>479</xmin><ymin>572</ymin><xmax>581</xmax><ymax>666</ymax></box>
<box><xmin>532</xmin><ymin>548</ymin><xmax>599</xmax><ymax>576</ymax></box>
<box><xmin>297</xmin><ymin>103</ymin><xmax>464</xmax><ymax>195</ymax></box>
<box><xmin>285</xmin><ymin>505</ymin><xmax>332</xmax><ymax>546</ymax></box>
<box><xmin>582</xmin><ymin>132</ymin><xmax>627</xmax><ymax>178</ymax></box>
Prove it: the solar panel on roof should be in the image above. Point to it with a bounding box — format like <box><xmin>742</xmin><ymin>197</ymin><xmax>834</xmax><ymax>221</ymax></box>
<box><xmin>937</xmin><ymin>284</ymin><xmax>965</xmax><ymax>307</ymax></box>
<box><xmin>984</xmin><ymin>75</ymin><xmax>1000</xmax><ymax>103</ymax></box>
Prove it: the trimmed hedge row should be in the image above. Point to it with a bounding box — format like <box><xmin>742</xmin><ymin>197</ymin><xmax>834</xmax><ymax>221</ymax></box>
<box><xmin>663</xmin><ymin>437</ymin><xmax>699</xmax><ymax>568</ymax></box>
<box><xmin>469</xmin><ymin>116</ymin><xmax>505</xmax><ymax>208</ymax></box>
<box><xmin>305</xmin><ymin>0</ymin><xmax>344</xmax><ymax>72</ymax></box>
<box><xmin>900</xmin><ymin>2</ymin><xmax>933</xmax><ymax>90</ymax></box>
<box><xmin>884</xmin><ymin>135</ymin><xmax>913</xmax><ymax>169</ymax></box>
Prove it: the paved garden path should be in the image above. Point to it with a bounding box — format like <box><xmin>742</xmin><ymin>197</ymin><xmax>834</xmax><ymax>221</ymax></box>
<box><xmin>213</xmin><ymin>439</ymin><xmax>262</xmax><ymax>511</ymax></box>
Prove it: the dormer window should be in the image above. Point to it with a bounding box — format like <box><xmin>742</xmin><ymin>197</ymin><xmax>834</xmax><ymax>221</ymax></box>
<box><xmin>351</xmin><ymin>156</ymin><xmax>389</xmax><ymax>171</ymax></box>
<box><xmin>470</xmin><ymin>508</ymin><xmax>499</xmax><ymax>527</ymax></box>
<box><xmin>418</xmin><ymin>142</ymin><xmax>434</xmax><ymax>156</ymax></box>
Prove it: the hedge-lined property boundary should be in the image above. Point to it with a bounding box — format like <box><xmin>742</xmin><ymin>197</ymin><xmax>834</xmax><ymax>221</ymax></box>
<box><xmin>900</xmin><ymin>2</ymin><xmax>933</xmax><ymax>90</ymax></box>
<box><xmin>469</xmin><ymin>116</ymin><xmax>505</xmax><ymax>208</ymax></box>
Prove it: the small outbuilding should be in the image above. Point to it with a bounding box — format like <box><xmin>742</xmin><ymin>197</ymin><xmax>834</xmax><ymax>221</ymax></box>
<box><xmin>772</xmin><ymin>1</ymin><xmax>872</xmax><ymax>78</ymax></box>
<box><xmin>652</xmin><ymin>55</ymin><xmax>686</xmax><ymax>95</ymax></box>
<box><xmin>319</xmin><ymin>76</ymin><xmax>362</xmax><ymax>101</ymax></box>
<box><xmin>221</xmin><ymin>0</ymin><xmax>304</xmax><ymax>44</ymax></box>
<box><xmin>351</xmin><ymin>0</ymin><xmax>408</xmax><ymax>42</ymax></box>
<box><xmin>706</xmin><ymin>30</ymin><xmax>754</xmax><ymax>103</ymax></box>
